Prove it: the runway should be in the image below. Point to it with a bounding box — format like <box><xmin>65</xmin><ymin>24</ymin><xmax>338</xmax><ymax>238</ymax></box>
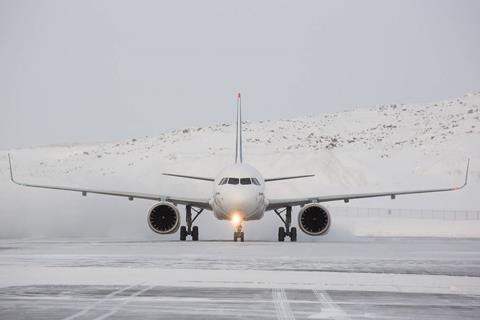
<box><xmin>1</xmin><ymin>285</ymin><xmax>479</xmax><ymax>320</ymax></box>
<box><xmin>0</xmin><ymin>238</ymin><xmax>479</xmax><ymax>319</ymax></box>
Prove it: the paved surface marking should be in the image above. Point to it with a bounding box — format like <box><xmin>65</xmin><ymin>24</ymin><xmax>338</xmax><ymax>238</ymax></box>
<box><xmin>1</xmin><ymin>285</ymin><xmax>480</xmax><ymax>319</ymax></box>
<box><xmin>92</xmin><ymin>285</ymin><xmax>154</xmax><ymax>320</ymax></box>
<box><xmin>313</xmin><ymin>289</ymin><xmax>351</xmax><ymax>320</ymax></box>
<box><xmin>62</xmin><ymin>283</ymin><xmax>139</xmax><ymax>320</ymax></box>
<box><xmin>272</xmin><ymin>288</ymin><xmax>295</xmax><ymax>320</ymax></box>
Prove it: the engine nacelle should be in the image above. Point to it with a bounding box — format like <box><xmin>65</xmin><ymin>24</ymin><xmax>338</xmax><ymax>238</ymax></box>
<box><xmin>147</xmin><ymin>202</ymin><xmax>180</xmax><ymax>234</ymax></box>
<box><xmin>298</xmin><ymin>203</ymin><xmax>331</xmax><ymax>236</ymax></box>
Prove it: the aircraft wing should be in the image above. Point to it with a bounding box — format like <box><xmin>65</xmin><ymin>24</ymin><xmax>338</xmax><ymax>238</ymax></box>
<box><xmin>8</xmin><ymin>155</ymin><xmax>211</xmax><ymax>210</ymax></box>
<box><xmin>266</xmin><ymin>159</ymin><xmax>469</xmax><ymax>211</ymax></box>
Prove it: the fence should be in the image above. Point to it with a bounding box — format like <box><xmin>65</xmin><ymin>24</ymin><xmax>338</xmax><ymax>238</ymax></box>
<box><xmin>327</xmin><ymin>206</ymin><xmax>480</xmax><ymax>221</ymax></box>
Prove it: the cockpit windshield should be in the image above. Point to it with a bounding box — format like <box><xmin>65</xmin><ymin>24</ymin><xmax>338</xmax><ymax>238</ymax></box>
<box><xmin>240</xmin><ymin>178</ymin><xmax>251</xmax><ymax>185</ymax></box>
<box><xmin>227</xmin><ymin>178</ymin><xmax>239</xmax><ymax>185</ymax></box>
<box><xmin>219</xmin><ymin>177</ymin><xmax>260</xmax><ymax>186</ymax></box>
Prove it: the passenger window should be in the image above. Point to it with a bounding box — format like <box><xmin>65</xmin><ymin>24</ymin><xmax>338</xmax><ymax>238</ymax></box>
<box><xmin>228</xmin><ymin>178</ymin><xmax>239</xmax><ymax>185</ymax></box>
<box><xmin>252</xmin><ymin>178</ymin><xmax>260</xmax><ymax>185</ymax></box>
<box><xmin>240</xmin><ymin>178</ymin><xmax>251</xmax><ymax>185</ymax></box>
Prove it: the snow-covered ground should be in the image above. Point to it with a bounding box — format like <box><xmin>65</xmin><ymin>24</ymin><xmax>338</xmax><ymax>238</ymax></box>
<box><xmin>0</xmin><ymin>92</ymin><xmax>479</xmax><ymax>239</ymax></box>
<box><xmin>0</xmin><ymin>239</ymin><xmax>479</xmax><ymax>319</ymax></box>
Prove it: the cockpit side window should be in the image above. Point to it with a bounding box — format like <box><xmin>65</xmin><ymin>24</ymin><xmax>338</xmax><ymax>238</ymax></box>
<box><xmin>228</xmin><ymin>178</ymin><xmax>239</xmax><ymax>185</ymax></box>
<box><xmin>240</xmin><ymin>178</ymin><xmax>251</xmax><ymax>185</ymax></box>
<box><xmin>251</xmin><ymin>178</ymin><xmax>260</xmax><ymax>185</ymax></box>
<box><xmin>219</xmin><ymin>177</ymin><xmax>228</xmax><ymax>185</ymax></box>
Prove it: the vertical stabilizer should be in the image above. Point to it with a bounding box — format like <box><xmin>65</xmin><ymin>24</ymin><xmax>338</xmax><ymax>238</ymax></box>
<box><xmin>235</xmin><ymin>93</ymin><xmax>243</xmax><ymax>163</ymax></box>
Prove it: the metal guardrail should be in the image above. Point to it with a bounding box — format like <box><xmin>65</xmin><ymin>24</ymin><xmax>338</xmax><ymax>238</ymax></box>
<box><xmin>328</xmin><ymin>206</ymin><xmax>480</xmax><ymax>220</ymax></box>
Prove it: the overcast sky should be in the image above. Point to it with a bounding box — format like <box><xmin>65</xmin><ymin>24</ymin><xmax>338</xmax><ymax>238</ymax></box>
<box><xmin>1</xmin><ymin>0</ymin><xmax>479</xmax><ymax>149</ymax></box>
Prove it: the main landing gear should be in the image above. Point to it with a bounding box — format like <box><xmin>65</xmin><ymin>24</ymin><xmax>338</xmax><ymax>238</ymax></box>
<box><xmin>274</xmin><ymin>206</ymin><xmax>297</xmax><ymax>242</ymax></box>
<box><xmin>180</xmin><ymin>205</ymin><xmax>203</xmax><ymax>241</ymax></box>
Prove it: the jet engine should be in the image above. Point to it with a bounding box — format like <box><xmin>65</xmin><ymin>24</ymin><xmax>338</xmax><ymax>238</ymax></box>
<box><xmin>147</xmin><ymin>202</ymin><xmax>181</xmax><ymax>234</ymax></box>
<box><xmin>298</xmin><ymin>203</ymin><xmax>331</xmax><ymax>236</ymax></box>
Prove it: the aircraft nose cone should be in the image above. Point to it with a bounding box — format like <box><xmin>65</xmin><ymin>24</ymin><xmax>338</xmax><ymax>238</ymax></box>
<box><xmin>222</xmin><ymin>190</ymin><xmax>258</xmax><ymax>216</ymax></box>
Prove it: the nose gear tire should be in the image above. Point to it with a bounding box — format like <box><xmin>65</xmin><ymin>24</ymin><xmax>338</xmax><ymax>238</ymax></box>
<box><xmin>234</xmin><ymin>231</ymin><xmax>244</xmax><ymax>242</ymax></box>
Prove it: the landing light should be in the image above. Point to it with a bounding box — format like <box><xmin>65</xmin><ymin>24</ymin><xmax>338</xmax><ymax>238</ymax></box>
<box><xmin>230</xmin><ymin>213</ymin><xmax>242</xmax><ymax>226</ymax></box>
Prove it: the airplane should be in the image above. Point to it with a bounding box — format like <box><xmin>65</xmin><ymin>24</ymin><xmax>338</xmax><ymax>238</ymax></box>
<box><xmin>8</xmin><ymin>93</ymin><xmax>470</xmax><ymax>242</ymax></box>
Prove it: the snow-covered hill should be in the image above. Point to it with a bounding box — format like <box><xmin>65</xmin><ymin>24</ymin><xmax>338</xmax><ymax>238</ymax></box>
<box><xmin>1</xmin><ymin>92</ymin><xmax>479</xmax><ymax>239</ymax></box>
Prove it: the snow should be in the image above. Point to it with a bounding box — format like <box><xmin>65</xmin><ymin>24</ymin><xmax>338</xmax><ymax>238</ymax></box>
<box><xmin>0</xmin><ymin>239</ymin><xmax>479</xmax><ymax>294</ymax></box>
<box><xmin>0</xmin><ymin>92</ymin><xmax>479</xmax><ymax>239</ymax></box>
<box><xmin>0</xmin><ymin>239</ymin><xmax>479</xmax><ymax>319</ymax></box>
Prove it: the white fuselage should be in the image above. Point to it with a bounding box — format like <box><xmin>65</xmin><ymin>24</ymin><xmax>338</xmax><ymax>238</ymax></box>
<box><xmin>210</xmin><ymin>163</ymin><xmax>266</xmax><ymax>221</ymax></box>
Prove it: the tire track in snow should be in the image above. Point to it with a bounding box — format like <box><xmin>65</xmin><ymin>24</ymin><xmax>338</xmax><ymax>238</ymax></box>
<box><xmin>62</xmin><ymin>283</ymin><xmax>139</xmax><ymax>320</ymax></box>
<box><xmin>92</xmin><ymin>285</ymin><xmax>154</xmax><ymax>320</ymax></box>
<box><xmin>312</xmin><ymin>289</ymin><xmax>350</xmax><ymax>320</ymax></box>
<box><xmin>272</xmin><ymin>288</ymin><xmax>295</xmax><ymax>320</ymax></box>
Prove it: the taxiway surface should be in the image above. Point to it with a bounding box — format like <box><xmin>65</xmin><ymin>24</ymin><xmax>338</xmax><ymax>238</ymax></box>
<box><xmin>0</xmin><ymin>238</ymin><xmax>479</xmax><ymax>319</ymax></box>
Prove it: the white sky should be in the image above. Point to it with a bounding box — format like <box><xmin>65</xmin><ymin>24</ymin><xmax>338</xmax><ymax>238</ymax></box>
<box><xmin>1</xmin><ymin>0</ymin><xmax>479</xmax><ymax>149</ymax></box>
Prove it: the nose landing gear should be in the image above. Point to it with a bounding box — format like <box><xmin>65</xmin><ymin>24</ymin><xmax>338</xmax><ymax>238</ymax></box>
<box><xmin>274</xmin><ymin>206</ymin><xmax>297</xmax><ymax>242</ymax></box>
<box><xmin>233</xmin><ymin>223</ymin><xmax>244</xmax><ymax>242</ymax></box>
<box><xmin>180</xmin><ymin>205</ymin><xmax>203</xmax><ymax>241</ymax></box>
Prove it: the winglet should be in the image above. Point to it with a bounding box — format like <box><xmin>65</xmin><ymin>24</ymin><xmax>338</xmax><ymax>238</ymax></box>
<box><xmin>456</xmin><ymin>158</ymin><xmax>470</xmax><ymax>190</ymax></box>
<box><xmin>7</xmin><ymin>153</ymin><xmax>15</xmax><ymax>183</ymax></box>
<box><xmin>462</xmin><ymin>158</ymin><xmax>470</xmax><ymax>188</ymax></box>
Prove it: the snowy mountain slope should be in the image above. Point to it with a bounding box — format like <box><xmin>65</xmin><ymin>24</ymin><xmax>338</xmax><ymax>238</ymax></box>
<box><xmin>0</xmin><ymin>92</ymin><xmax>479</xmax><ymax>239</ymax></box>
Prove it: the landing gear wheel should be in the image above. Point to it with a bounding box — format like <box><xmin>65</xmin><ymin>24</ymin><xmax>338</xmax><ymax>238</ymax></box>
<box><xmin>234</xmin><ymin>231</ymin><xmax>244</xmax><ymax>242</ymax></box>
<box><xmin>233</xmin><ymin>221</ymin><xmax>244</xmax><ymax>242</ymax></box>
<box><xmin>184</xmin><ymin>205</ymin><xmax>204</xmax><ymax>242</ymax></box>
<box><xmin>192</xmin><ymin>226</ymin><xmax>199</xmax><ymax>241</ymax></box>
<box><xmin>278</xmin><ymin>227</ymin><xmax>285</xmax><ymax>242</ymax></box>
<box><xmin>275</xmin><ymin>207</ymin><xmax>298</xmax><ymax>242</ymax></box>
<box><xmin>180</xmin><ymin>226</ymin><xmax>187</xmax><ymax>241</ymax></box>
<box><xmin>290</xmin><ymin>227</ymin><xmax>297</xmax><ymax>242</ymax></box>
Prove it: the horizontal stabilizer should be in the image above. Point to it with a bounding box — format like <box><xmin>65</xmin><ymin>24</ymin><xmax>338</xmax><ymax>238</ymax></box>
<box><xmin>264</xmin><ymin>174</ymin><xmax>315</xmax><ymax>182</ymax></box>
<box><xmin>162</xmin><ymin>173</ymin><xmax>215</xmax><ymax>182</ymax></box>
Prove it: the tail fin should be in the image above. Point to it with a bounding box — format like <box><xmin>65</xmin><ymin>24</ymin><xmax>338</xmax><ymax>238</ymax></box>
<box><xmin>235</xmin><ymin>93</ymin><xmax>243</xmax><ymax>163</ymax></box>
